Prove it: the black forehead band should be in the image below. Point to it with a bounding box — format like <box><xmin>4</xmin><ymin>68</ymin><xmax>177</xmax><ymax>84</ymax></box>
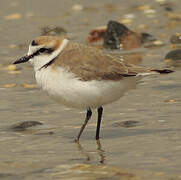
<box><xmin>31</xmin><ymin>40</ymin><xmax>38</xmax><ymax>46</ymax></box>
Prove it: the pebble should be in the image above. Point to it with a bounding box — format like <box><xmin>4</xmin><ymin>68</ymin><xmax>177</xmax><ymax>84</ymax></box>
<box><xmin>170</xmin><ymin>33</ymin><xmax>181</xmax><ymax>44</ymax></box>
<box><xmin>0</xmin><ymin>64</ymin><xmax>21</xmax><ymax>72</ymax></box>
<box><xmin>119</xmin><ymin>18</ymin><xmax>132</xmax><ymax>24</ymax></box>
<box><xmin>123</xmin><ymin>14</ymin><xmax>135</xmax><ymax>19</ymax></box>
<box><xmin>153</xmin><ymin>40</ymin><xmax>164</xmax><ymax>45</ymax></box>
<box><xmin>0</xmin><ymin>84</ymin><xmax>16</xmax><ymax>88</ymax></box>
<box><xmin>143</xmin><ymin>9</ymin><xmax>156</xmax><ymax>14</ymax></box>
<box><xmin>103</xmin><ymin>20</ymin><xmax>131</xmax><ymax>49</ymax></box>
<box><xmin>164</xmin><ymin>49</ymin><xmax>181</xmax><ymax>67</ymax></box>
<box><xmin>72</xmin><ymin>4</ymin><xmax>83</xmax><ymax>11</ymax></box>
<box><xmin>8</xmin><ymin>71</ymin><xmax>21</xmax><ymax>74</ymax></box>
<box><xmin>10</xmin><ymin>121</ymin><xmax>43</xmax><ymax>131</ymax></box>
<box><xmin>155</xmin><ymin>0</ymin><xmax>166</xmax><ymax>2</ymax></box>
<box><xmin>114</xmin><ymin>120</ymin><xmax>140</xmax><ymax>128</ymax></box>
<box><xmin>141</xmin><ymin>32</ymin><xmax>157</xmax><ymax>43</ymax></box>
<box><xmin>7</xmin><ymin>65</ymin><xmax>17</xmax><ymax>71</ymax></box>
<box><xmin>165</xmin><ymin>49</ymin><xmax>181</xmax><ymax>60</ymax></box>
<box><xmin>137</xmin><ymin>24</ymin><xmax>149</xmax><ymax>29</ymax></box>
<box><xmin>144</xmin><ymin>40</ymin><xmax>164</xmax><ymax>48</ymax></box>
<box><xmin>166</xmin><ymin>99</ymin><xmax>176</xmax><ymax>103</ymax></box>
<box><xmin>136</xmin><ymin>5</ymin><xmax>152</xmax><ymax>11</ymax></box>
<box><xmin>167</xmin><ymin>12</ymin><xmax>181</xmax><ymax>20</ymax></box>
<box><xmin>21</xmin><ymin>83</ymin><xmax>38</xmax><ymax>88</ymax></box>
<box><xmin>4</xmin><ymin>13</ymin><xmax>22</xmax><ymax>20</ymax></box>
<box><xmin>8</xmin><ymin>44</ymin><xmax>17</xmax><ymax>49</ymax></box>
<box><xmin>41</xmin><ymin>26</ymin><xmax>67</xmax><ymax>36</ymax></box>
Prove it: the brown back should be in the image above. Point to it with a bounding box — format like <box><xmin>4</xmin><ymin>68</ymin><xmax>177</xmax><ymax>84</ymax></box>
<box><xmin>52</xmin><ymin>41</ymin><xmax>150</xmax><ymax>81</ymax></box>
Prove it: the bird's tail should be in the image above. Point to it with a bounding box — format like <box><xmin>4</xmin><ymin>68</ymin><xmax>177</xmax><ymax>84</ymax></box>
<box><xmin>151</xmin><ymin>69</ymin><xmax>174</xmax><ymax>74</ymax></box>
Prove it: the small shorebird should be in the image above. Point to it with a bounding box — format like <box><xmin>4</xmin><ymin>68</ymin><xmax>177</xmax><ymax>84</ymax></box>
<box><xmin>13</xmin><ymin>36</ymin><xmax>173</xmax><ymax>141</ymax></box>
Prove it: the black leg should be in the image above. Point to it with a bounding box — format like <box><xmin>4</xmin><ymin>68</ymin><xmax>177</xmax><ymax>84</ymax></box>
<box><xmin>96</xmin><ymin>106</ymin><xmax>103</xmax><ymax>140</ymax></box>
<box><xmin>75</xmin><ymin>108</ymin><xmax>92</xmax><ymax>141</ymax></box>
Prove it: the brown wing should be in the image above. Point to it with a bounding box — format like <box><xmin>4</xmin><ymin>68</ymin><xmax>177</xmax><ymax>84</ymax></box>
<box><xmin>53</xmin><ymin>42</ymin><xmax>150</xmax><ymax>81</ymax></box>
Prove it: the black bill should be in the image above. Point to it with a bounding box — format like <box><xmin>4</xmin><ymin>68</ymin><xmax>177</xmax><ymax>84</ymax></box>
<box><xmin>13</xmin><ymin>54</ymin><xmax>33</xmax><ymax>64</ymax></box>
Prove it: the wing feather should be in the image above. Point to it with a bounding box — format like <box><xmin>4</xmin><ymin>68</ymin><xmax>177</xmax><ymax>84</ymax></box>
<box><xmin>53</xmin><ymin>42</ymin><xmax>150</xmax><ymax>81</ymax></box>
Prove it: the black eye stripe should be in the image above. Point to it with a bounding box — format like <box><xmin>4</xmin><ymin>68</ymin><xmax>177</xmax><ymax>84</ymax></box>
<box><xmin>38</xmin><ymin>48</ymin><xmax>54</xmax><ymax>54</ymax></box>
<box><xmin>30</xmin><ymin>47</ymin><xmax>54</xmax><ymax>59</ymax></box>
<box><xmin>39</xmin><ymin>48</ymin><xmax>47</xmax><ymax>53</ymax></box>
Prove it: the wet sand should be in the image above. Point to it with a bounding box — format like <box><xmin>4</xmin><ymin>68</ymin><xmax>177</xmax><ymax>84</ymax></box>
<box><xmin>0</xmin><ymin>0</ymin><xmax>181</xmax><ymax>179</ymax></box>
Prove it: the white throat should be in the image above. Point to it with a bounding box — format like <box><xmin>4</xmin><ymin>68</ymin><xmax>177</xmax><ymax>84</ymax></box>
<box><xmin>29</xmin><ymin>39</ymin><xmax>69</xmax><ymax>72</ymax></box>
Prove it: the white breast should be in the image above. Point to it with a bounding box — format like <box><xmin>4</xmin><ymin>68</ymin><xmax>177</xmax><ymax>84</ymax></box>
<box><xmin>35</xmin><ymin>67</ymin><xmax>138</xmax><ymax>110</ymax></box>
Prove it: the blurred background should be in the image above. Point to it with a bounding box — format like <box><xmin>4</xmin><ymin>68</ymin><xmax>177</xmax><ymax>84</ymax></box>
<box><xmin>0</xmin><ymin>0</ymin><xmax>181</xmax><ymax>179</ymax></box>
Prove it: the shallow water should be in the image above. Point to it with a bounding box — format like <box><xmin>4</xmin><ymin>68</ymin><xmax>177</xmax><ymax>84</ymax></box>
<box><xmin>1</xmin><ymin>0</ymin><xmax>181</xmax><ymax>179</ymax></box>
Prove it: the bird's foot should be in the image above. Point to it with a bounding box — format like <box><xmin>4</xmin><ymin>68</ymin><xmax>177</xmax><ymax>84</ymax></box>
<box><xmin>74</xmin><ymin>138</ymin><xmax>79</xmax><ymax>142</ymax></box>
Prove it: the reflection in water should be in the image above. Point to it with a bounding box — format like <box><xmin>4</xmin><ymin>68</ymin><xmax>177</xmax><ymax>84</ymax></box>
<box><xmin>75</xmin><ymin>140</ymin><xmax>106</xmax><ymax>164</ymax></box>
<box><xmin>75</xmin><ymin>141</ymin><xmax>91</xmax><ymax>162</ymax></box>
<box><xmin>96</xmin><ymin>140</ymin><xmax>105</xmax><ymax>164</ymax></box>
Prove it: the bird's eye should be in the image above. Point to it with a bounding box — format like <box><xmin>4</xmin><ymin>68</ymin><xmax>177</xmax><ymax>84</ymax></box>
<box><xmin>39</xmin><ymin>48</ymin><xmax>47</xmax><ymax>53</ymax></box>
<box><xmin>31</xmin><ymin>40</ymin><xmax>38</xmax><ymax>46</ymax></box>
<box><xmin>38</xmin><ymin>48</ymin><xmax>53</xmax><ymax>54</ymax></box>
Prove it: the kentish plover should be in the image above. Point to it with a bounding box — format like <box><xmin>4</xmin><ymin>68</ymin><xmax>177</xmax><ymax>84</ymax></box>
<box><xmin>13</xmin><ymin>36</ymin><xmax>173</xmax><ymax>141</ymax></box>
